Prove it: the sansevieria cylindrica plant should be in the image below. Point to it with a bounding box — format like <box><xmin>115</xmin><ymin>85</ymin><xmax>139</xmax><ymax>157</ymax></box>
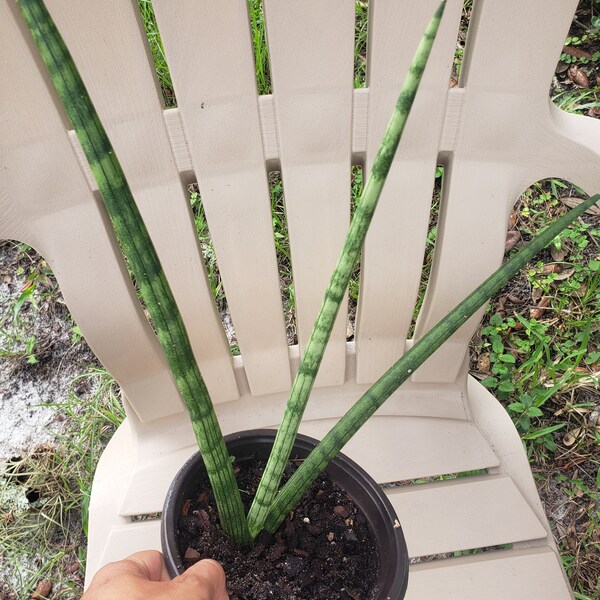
<box><xmin>19</xmin><ymin>0</ymin><xmax>600</xmax><ymax>544</ymax></box>
<box><xmin>246</xmin><ymin>0</ymin><xmax>448</xmax><ymax>537</ymax></box>
<box><xmin>261</xmin><ymin>189</ymin><xmax>600</xmax><ymax>533</ymax></box>
<box><xmin>17</xmin><ymin>0</ymin><xmax>250</xmax><ymax>544</ymax></box>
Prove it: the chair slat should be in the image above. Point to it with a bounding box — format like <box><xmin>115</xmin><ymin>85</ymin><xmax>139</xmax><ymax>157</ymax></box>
<box><xmin>388</xmin><ymin>474</ymin><xmax>546</xmax><ymax>557</ymax></box>
<box><xmin>264</xmin><ymin>0</ymin><xmax>355</xmax><ymax>387</ymax></box>
<box><xmin>92</xmin><ymin>521</ymin><xmax>162</xmax><ymax>580</ymax></box>
<box><xmin>150</xmin><ymin>0</ymin><xmax>292</xmax><ymax>397</ymax></box>
<box><xmin>413</xmin><ymin>0</ymin><xmax>580</xmax><ymax>382</ymax></box>
<box><xmin>117</xmin><ymin>411</ymin><xmax>497</xmax><ymax>516</ymax></box>
<box><xmin>0</xmin><ymin>2</ymin><xmax>183</xmax><ymax>422</ymax></box>
<box><xmin>43</xmin><ymin>0</ymin><xmax>239</xmax><ymax>403</ymax></box>
<box><xmin>298</xmin><ymin>416</ymin><xmax>499</xmax><ymax>484</ymax></box>
<box><xmin>91</xmin><ymin>524</ymin><xmax>568</xmax><ymax>597</ymax></box>
<box><xmin>162</xmin><ymin>109</ymin><xmax>195</xmax><ymax>175</ymax></box>
<box><xmin>92</xmin><ymin>523</ymin><xmax>568</xmax><ymax>598</ymax></box>
<box><xmin>407</xmin><ymin>547</ymin><xmax>571</xmax><ymax>600</ymax></box>
<box><xmin>355</xmin><ymin>0</ymin><xmax>464</xmax><ymax>383</ymax></box>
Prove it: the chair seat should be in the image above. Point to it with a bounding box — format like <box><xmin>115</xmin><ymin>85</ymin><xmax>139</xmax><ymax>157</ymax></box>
<box><xmin>93</xmin><ymin>520</ymin><xmax>570</xmax><ymax>599</ymax></box>
<box><xmin>407</xmin><ymin>547</ymin><xmax>570</xmax><ymax>599</ymax></box>
<box><xmin>388</xmin><ymin>474</ymin><xmax>546</xmax><ymax>557</ymax></box>
<box><xmin>89</xmin><ymin>443</ymin><xmax>549</xmax><ymax>561</ymax></box>
<box><xmin>85</xmin><ymin>370</ymin><xmax>571</xmax><ymax>598</ymax></box>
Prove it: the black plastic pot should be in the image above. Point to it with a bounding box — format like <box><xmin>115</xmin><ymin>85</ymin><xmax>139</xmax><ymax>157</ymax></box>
<box><xmin>161</xmin><ymin>429</ymin><xmax>409</xmax><ymax>599</ymax></box>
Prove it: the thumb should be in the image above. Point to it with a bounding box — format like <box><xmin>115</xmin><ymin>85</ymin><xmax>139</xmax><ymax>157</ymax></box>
<box><xmin>171</xmin><ymin>559</ymin><xmax>228</xmax><ymax>600</ymax></box>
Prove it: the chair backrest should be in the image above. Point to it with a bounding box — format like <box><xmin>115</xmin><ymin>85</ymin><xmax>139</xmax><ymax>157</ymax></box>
<box><xmin>2</xmin><ymin>0</ymin><xmax>595</xmax><ymax>426</ymax></box>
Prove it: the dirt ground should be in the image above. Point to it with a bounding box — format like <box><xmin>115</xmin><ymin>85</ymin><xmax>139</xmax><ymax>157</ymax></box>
<box><xmin>0</xmin><ymin>245</ymin><xmax>99</xmax><ymax>458</ymax></box>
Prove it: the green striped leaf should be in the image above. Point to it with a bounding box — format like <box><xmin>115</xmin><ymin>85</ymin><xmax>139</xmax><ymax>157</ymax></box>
<box><xmin>247</xmin><ymin>0</ymin><xmax>448</xmax><ymax>538</ymax></box>
<box><xmin>263</xmin><ymin>193</ymin><xmax>600</xmax><ymax>532</ymax></box>
<box><xmin>18</xmin><ymin>0</ymin><xmax>250</xmax><ymax>543</ymax></box>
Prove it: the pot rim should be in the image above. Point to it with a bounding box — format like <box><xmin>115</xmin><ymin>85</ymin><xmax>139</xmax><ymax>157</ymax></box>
<box><xmin>161</xmin><ymin>428</ymin><xmax>409</xmax><ymax>599</ymax></box>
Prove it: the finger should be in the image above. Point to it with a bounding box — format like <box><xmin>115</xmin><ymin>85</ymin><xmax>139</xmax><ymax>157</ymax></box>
<box><xmin>119</xmin><ymin>550</ymin><xmax>167</xmax><ymax>582</ymax></box>
<box><xmin>91</xmin><ymin>550</ymin><xmax>166</xmax><ymax>586</ymax></box>
<box><xmin>159</xmin><ymin>560</ymin><xmax>172</xmax><ymax>582</ymax></box>
<box><xmin>173</xmin><ymin>559</ymin><xmax>228</xmax><ymax>600</ymax></box>
<box><xmin>83</xmin><ymin>553</ymin><xmax>156</xmax><ymax>595</ymax></box>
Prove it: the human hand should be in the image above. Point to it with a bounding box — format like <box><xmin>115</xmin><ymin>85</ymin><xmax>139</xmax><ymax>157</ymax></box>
<box><xmin>81</xmin><ymin>550</ymin><xmax>228</xmax><ymax>600</ymax></box>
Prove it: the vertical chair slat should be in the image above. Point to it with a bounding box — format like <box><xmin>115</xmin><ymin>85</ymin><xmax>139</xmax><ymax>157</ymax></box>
<box><xmin>355</xmin><ymin>0</ymin><xmax>464</xmax><ymax>383</ymax></box>
<box><xmin>264</xmin><ymin>0</ymin><xmax>355</xmax><ymax>387</ymax></box>
<box><xmin>151</xmin><ymin>0</ymin><xmax>292</xmax><ymax>397</ymax></box>
<box><xmin>413</xmin><ymin>0</ymin><xmax>579</xmax><ymax>382</ymax></box>
<box><xmin>0</xmin><ymin>2</ymin><xmax>184</xmax><ymax>422</ymax></box>
<box><xmin>42</xmin><ymin>0</ymin><xmax>239</xmax><ymax>404</ymax></box>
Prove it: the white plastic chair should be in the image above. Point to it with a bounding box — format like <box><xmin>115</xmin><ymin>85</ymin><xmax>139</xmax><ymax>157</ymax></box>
<box><xmin>2</xmin><ymin>1</ymin><xmax>598</xmax><ymax>597</ymax></box>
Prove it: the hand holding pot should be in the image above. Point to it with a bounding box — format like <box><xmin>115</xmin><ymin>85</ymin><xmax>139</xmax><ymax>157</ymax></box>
<box><xmin>82</xmin><ymin>550</ymin><xmax>228</xmax><ymax>600</ymax></box>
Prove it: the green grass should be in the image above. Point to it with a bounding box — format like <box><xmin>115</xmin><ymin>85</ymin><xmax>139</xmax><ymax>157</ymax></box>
<box><xmin>553</xmin><ymin>86</ymin><xmax>600</xmax><ymax>115</ymax></box>
<box><xmin>470</xmin><ymin>180</ymin><xmax>599</xmax><ymax>596</ymax></box>
<box><xmin>248</xmin><ymin>0</ymin><xmax>271</xmax><ymax>95</ymax></box>
<box><xmin>0</xmin><ymin>243</ymin><xmax>57</xmax><ymax>365</ymax></box>
<box><xmin>474</xmin><ymin>184</ymin><xmax>599</xmax><ymax>456</ymax></box>
<box><xmin>136</xmin><ymin>0</ymin><xmax>175</xmax><ymax>107</ymax></box>
<box><xmin>268</xmin><ymin>173</ymin><xmax>297</xmax><ymax>344</ymax></box>
<box><xmin>475</xmin><ymin>184</ymin><xmax>599</xmax><ymax>450</ymax></box>
<box><xmin>0</xmin><ymin>368</ymin><xmax>124</xmax><ymax>599</ymax></box>
<box><xmin>354</xmin><ymin>1</ymin><xmax>368</xmax><ymax>88</ymax></box>
<box><xmin>189</xmin><ymin>187</ymin><xmax>225</xmax><ymax>309</ymax></box>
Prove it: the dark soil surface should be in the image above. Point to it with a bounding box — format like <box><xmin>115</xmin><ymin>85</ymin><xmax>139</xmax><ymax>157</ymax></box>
<box><xmin>178</xmin><ymin>458</ymin><xmax>379</xmax><ymax>600</ymax></box>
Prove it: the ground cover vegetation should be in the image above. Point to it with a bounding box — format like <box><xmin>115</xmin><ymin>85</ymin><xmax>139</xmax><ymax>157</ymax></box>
<box><xmin>0</xmin><ymin>1</ymin><xmax>598</xmax><ymax>598</ymax></box>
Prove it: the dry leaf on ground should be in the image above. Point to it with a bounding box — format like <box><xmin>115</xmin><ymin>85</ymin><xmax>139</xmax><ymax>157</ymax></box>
<box><xmin>560</xmin><ymin>196</ymin><xmax>600</xmax><ymax>215</ymax></box>
<box><xmin>531</xmin><ymin>287</ymin><xmax>543</xmax><ymax>302</ymax></box>
<box><xmin>562</xmin><ymin>45</ymin><xmax>593</xmax><ymax>60</ymax></box>
<box><xmin>505</xmin><ymin>230</ymin><xmax>521</xmax><ymax>253</ymax></box>
<box><xmin>553</xmin><ymin>267</ymin><xmax>575</xmax><ymax>281</ymax></box>
<box><xmin>551</xmin><ymin>245</ymin><xmax>568</xmax><ymax>262</ymax></box>
<box><xmin>540</xmin><ymin>264</ymin><xmax>562</xmax><ymax>276</ymax></box>
<box><xmin>567</xmin><ymin>64</ymin><xmax>590</xmax><ymax>88</ymax></box>
<box><xmin>30</xmin><ymin>580</ymin><xmax>52</xmax><ymax>600</ymax></box>
<box><xmin>556</xmin><ymin>60</ymin><xmax>569</xmax><ymax>75</ymax></box>
<box><xmin>530</xmin><ymin>296</ymin><xmax>551</xmax><ymax>319</ymax></box>
<box><xmin>477</xmin><ymin>353</ymin><xmax>491</xmax><ymax>372</ymax></box>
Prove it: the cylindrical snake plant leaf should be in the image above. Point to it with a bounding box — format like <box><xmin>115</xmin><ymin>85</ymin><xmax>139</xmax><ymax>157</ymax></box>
<box><xmin>247</xmin><ymin>1</ymin><xmax>448</xmax><ymax>538</ymax></box>
<box><xmin>18</xmin><ymin>0</ymin><xmax>250</xmax><ymax>543</ymax></box>
<box><xmin>263</xmin><ymin>193</ymin><xmax>600</xmax><ymax>532</ymax></box>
